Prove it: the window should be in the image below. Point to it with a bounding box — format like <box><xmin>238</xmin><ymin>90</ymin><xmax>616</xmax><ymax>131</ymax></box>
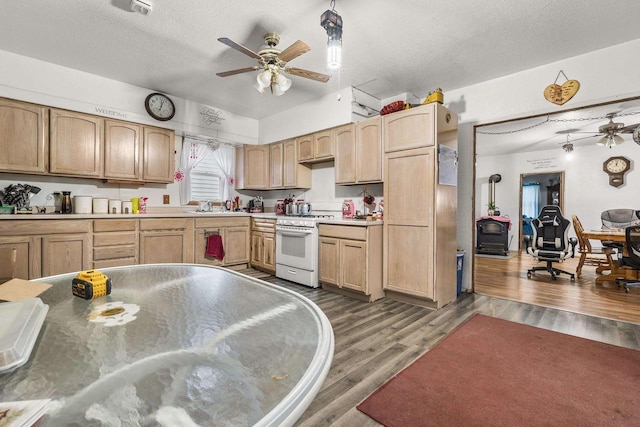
<box><xmin>190</xmin><ymin>149</ymin><xmax>224</xmax><ymax>202</ymax></box>
<box><xmin>522</xmin><ymin>183</ymin><xmax>540</xmax><ymax>218</ymax></box>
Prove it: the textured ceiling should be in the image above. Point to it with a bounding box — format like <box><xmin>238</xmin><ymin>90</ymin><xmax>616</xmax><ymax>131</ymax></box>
<box><xmin>2</xmin><ymin>1</ymin><xmax>640</xmax><ymax>120</ymax></box>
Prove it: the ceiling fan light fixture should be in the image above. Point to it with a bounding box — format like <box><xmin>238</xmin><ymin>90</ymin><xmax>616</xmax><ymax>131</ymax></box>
<box><xmin>321</xmin><ymin>1</ymin><xmax>343</xmax><ymax>71</ymax></box>
<box><xmin>275</xmin><ymin>73</ymin><xmax>292</xmax><ymax>92</ymax></box>
<box><xmin>613</xmin><ymin>134</ymin><xmax>624</xmax><ymax>145</ymax></box>
<box><xmin>562</xmin><ymin>143</ymin><xmax>573</xmax><ymax>153</ymax></box>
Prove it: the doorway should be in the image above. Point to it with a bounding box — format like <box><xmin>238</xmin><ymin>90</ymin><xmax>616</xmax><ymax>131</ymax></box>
<box><xmin>519</xmin><ymin>171</ymin><xmax>564</xmax><ymax>250</ymax></box>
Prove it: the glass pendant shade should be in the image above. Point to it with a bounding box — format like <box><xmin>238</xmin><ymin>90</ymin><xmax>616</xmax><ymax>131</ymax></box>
<box><xmin>275</xmin><ymin>74</ymin><xmax>292</xmax><ymax>91</ymax></box>
<box><xmin>326</xmin><ymin>38</ymin><xmax>342</xmax><ymax>71</ymax></box>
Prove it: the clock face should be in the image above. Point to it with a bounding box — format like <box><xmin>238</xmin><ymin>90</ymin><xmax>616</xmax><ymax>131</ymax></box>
<box><xmin>145</xmin><ymin>93</ymin><xmax>175</xmax><ymax>121</ymax></box>
<box><xmin>605</xmin><ymin>157</ymin><xmax>628</xmax><ymax>173</ymax></box>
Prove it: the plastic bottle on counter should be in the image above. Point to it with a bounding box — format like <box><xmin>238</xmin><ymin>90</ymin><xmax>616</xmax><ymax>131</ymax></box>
<box><xmin>139</xmin><ymin>197</ymin><xmax>148</xmax><ymax>214</ymax></box>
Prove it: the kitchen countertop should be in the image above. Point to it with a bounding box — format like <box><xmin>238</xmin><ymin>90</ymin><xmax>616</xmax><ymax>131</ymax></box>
<box><xmin>316</xmin><ymin>218</ymin><xmax>383</xmax><ymax>226</ymax></box>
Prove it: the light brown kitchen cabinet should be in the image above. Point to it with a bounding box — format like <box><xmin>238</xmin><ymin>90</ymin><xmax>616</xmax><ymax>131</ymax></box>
<box><xmin>0</xmin><ymin>220</ymin><xmax>91</xmax><ymax>279</ymax></box>
<box><xmin>142</xmin><ymin>126</ymin><xmax>175</xmax><ymax>183</ymax></box>
<box><xmin>104</xmin><ymin>120</ymin><xmax>142</xmax><ymax>181</ymax></box>
<box><xmin>334</xmin><ymin>124</ymin><xmax>356</xmax><ymax>184</ymax></box>
<box><xmin>139</xmin><ymin>218</ymin><xmax>194</xmax><ymax>264</ymax></box>
<box><xmin>318</xmin><ymin>223</ymin><xmax>383</xmax><ymax>302</ymax></box>
<box><xmin>0</xmin><ymin>237</ymin><xmax>31</xmax><ymax>282</ymax></box>
<box><xmin>335</xmin><ymin>117</ymin><xmax>382</xmax><ymax>184</ymax></box>
<box><xmin>281</xmin><ymin>139</ymin><xmax>311</xmax><ymax>188</ymax></box>
<box><xmin>269</xmin><ymin>141</ymin><xmax>284</xmax><ymax>189</ymax></box>
<box><xmin>250</xmin><ymin>218</ymin><xmax>276</xmax><ymax>273</ymax></box>
<box><xmin>0</xmin><ymin>97</ymin><xmax>48</xmax><ymax>174</ymax></box>
<box><xmin>194</xmin><ymin>216</ymin><xmax>250</xmax><ymax>268</ymax></box>
<box><xmin>236</xmin><ymin>144</ymin><xmax>270</xmax><ymax>190</ymax></box>
<box><xmin>92</xmin><ymin>219</ymin><xmax>138</xmax><ymax>268</ymax></box>
<box><xmin>297</xmin><ymin>128</ymin><xmax>335</xmax><ymax>163</ymax></box>
<box><xmin>49</xmin><ymin>108</ymin><xmax>103</xmax><ymax>178</ymax></box>
<box><xmin>383</xmin><ymin>103</ymin><xmax>458</xmax><ymax>309</ymax></box>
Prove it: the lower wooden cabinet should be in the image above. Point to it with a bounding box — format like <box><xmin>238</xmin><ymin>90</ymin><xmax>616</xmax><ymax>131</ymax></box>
<box><xmin>194</xmin><ymin>217</ymin><xmax>250</xmax><ymax>268</ymax></box>
<box><xmin>250</xmin><ymin>218</ymin><xmax>276</xmax><ymax>273</ymax></box>
<box><xmin>0</xmin><ymin>220</ymin><xmax>91</xmax><ymax>279</ymax></box>
<box><xmin>139</xmin><ymin>218</ymin><xmax>194</xmax><ymax>264</ymax></box>
<box><xmin>318</xmin><ymin>223</ymin><xmax>383</xmax><ymax>302</ymax></box>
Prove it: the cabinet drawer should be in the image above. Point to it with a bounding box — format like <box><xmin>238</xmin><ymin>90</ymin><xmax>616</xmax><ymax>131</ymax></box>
<box><xmin>195</xmin><ymin>217</ymin><xmax>250</xmax><ymax>229</ymax></box>
<box><xmin>94</xmin><ymin>219</ymin><xmax>137</xmax><ymax>232</ymax></box>
<box><xmin>251</xmin><ymin>218</ymin><xmax>276</xmax><ymax>232</ymax></box>
<box><xmin>318</xmin><ymin>224</ymin><xmax>367</xmax><ymax>240</ymax></box>
<box><xmin>94</xmin><ymin>257</ymin><xmax>136</xmax><ymax>269</ymax></box>
<box><xmin>93</xmin><ymin>245</ymin><xmax>136</xmax><ymax>260</ymax></box>
<box><xmin>93</xmin><ymin>232</ymin><xmax>137</xmax><ymax>247</ymax></box>
<box><xmin>140</xmin><ymin>218</ymin><xmax>191</xmax><ymax>231</ymax></box>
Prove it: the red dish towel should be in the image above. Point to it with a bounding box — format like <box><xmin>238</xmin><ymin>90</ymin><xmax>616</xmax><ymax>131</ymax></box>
<box><xmin>205</xmin><ymin>234</ymin><xmax>225</xmax><ymax>260</ymax></box>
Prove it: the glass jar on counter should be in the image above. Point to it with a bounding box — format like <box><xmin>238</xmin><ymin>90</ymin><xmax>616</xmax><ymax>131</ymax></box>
<box><xmin>61</xmin><ymin>191</ymin><xmax>72</xmax><ymax>214</ymax></box>
<box><xmin>53</xmin><ymin>192</ymin><xmax>62</xmax><ymax>213</ymax></box>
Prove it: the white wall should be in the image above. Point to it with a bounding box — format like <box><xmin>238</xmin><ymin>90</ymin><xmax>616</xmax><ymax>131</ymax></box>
<box><xmin>444</xmin><ymin>37</ymin><xmax>640</xmax><ymax>291</ymax></box>
<box><xmin>0</xmin><ymin>49</ymin><xmax>258</xmax><ymax>208</ymax></box>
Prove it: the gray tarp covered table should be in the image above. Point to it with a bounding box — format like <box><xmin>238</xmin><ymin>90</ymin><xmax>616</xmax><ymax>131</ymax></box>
<box><xmin>0</xmin><ymin>264</ymin><xmax>334</xmax><ymax>426</ymax></box>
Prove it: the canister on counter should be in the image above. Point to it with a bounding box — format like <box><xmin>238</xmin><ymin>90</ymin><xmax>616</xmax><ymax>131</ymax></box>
<box><xmin>92</xmin><ymin>198</ymin><xmax>108</xmax><ymax>214</ymax></box>
<box><xmin>122</xmin><ymin>200</ymin><xmax>133</xmax><ymax>214</ymax></box>
<box><xmin>108</xmin><ymin>199</ymin><xmax>121</xmax><ymax>214</ymax></box>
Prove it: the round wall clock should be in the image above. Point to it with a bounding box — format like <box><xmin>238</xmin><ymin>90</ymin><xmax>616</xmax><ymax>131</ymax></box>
<box><xmin>603</xmin><ymin>156</ymin><xmax>631</xmax><ymax>187</ymax></box>
<box><xmin>144</xmin><ymin>92</ymin><xmax>175</xmax><ymax>121</ymax></box>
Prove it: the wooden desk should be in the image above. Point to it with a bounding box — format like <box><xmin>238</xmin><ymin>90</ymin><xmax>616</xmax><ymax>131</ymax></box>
<box><xmin>581</xmin><ymin>230</ymin><xmax>631</xmax><ymax>285</ymax></box>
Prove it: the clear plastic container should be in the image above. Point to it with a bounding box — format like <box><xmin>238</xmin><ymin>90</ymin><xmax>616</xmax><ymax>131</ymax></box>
<box><xmin>0</xmin><ymin>298</ymin><xmax>49</xmax><ymax>373</ymax></box>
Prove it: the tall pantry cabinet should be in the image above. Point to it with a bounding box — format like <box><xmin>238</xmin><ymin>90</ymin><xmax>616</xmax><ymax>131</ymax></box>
<box><xmin>382</xmin><ymin>103</ymin><xmax>458</xmax><ymax>309</ymax></box>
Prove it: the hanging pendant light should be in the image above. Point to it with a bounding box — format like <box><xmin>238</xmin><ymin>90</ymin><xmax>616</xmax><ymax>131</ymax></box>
<box><xmin>321</xmin><ymin>0</ymin><xmax>343</xmax><ymax>72</ymax></box>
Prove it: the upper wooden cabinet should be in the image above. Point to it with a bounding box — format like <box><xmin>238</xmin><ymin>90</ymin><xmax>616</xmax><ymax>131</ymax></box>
<box><xmin>0</xmin><ymin>98</ymin><xmax>48</xmax><ymax>174</ymax></box>
<box><xmin>236</xmin><ymin>144</ymin><xmax>270</xmax><ymax>190</ymax></box>
<box><xmin>104</xmin><ymin>119</ymin><xmax>142</xmax><ymax>181</ymax></box>
<box><xmin>297</xmin><ymin>128</ymin><xmax>335</xmax><ymax>163</ymax></box>
<box><xmin>335</xmin><ymin>117</ymin><xmax>382</xmax><ymax>185</ymax></box>
<box><xmin>282</xmin><ymin>139</ymin><xmax>311</xmax><ymax>189</ymax></box>
<box><xmin>384</xmin><ymin>103</ymin><xmax>453</xmax><ymax>152</ymax></box>
<box><xmin>269</xmin><ymin>141</ymin><xmax>284</xmax><ymax>189</ymax></box>
<box><xmin>142</xmin><ymin>126</ymin><xmax>175</xmax><ymax>183</ymax></box>
<box><xmin>49</xmin><ymin>108</ymin><xmax>103</xmax><ymax>177</ymax></box>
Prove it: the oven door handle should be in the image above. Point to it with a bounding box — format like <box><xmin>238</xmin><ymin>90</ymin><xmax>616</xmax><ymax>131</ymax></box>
<box><xmin>277</xmin><ymin>229</ymin><xmax>314</xmax><ymax>236</ymax></box>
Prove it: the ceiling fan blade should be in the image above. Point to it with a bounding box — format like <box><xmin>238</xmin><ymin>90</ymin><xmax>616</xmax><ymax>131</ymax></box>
<box><xmin>277</xmin><ymin>40</ymin><xmax>311</xmax><ymax>63</ymax></box>
<box><xmin>218</xmin><ymin>37</ymin><xmax>262</xmax><ymax>60</ymax></box>
<box><xmin>216</xmin><ymin>66</ymin><xmax>260</xmax><ymax>77</ymax></box>
<box><xmin>286</xmin><ymin>67</ymin><xmax>331</xmax><ymax>83</ymax></box>
<box><xmin>619</xmin><ymin>123</ymin><xmax>640</xmax><ymax>133</ymax></box>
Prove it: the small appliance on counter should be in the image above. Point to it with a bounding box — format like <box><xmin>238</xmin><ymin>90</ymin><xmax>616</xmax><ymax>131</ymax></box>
<box><xmin>275</xmin><ymin>200</ymin><xmax>286</xmax><ymax>215</ymax></box>
<box><xmin>342</xmin><ymin>199</ymin><xmax>355</xmax><ymax>219</ymax></box>
<box><xmin>248</xmin><ymin>197</ymin><xmax>263</xmax><ymax>213</ymax></box>
<box><xmin>298</xmin><ymin>201</ymin><xmax>312</xmax><ymax>216</ymax></box>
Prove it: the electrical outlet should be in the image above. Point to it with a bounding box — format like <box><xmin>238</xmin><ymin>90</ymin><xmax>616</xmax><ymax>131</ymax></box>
<box><xmin>163</xmin><ymin>195</ymin><xmax>170</xmax><ymax>204</ymax></box>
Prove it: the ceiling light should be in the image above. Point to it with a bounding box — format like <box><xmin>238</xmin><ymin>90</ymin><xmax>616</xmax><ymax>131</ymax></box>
<box><xmin>254</xmin><ymin>69</ymin><xmax>292</xmax><ymax>96</ymax></box>
<box><xmin>597</xmin><ymin>134</ymin><xmax>625</xmax><ymax>148</ymax></box>
<box><xmin>321</xmin><ymin>0</ymin><xmax>343</xmax><ymax>72</ymax></box>
<box><xmin>562</xmin><ymin>143</ymin><xmax>573</xmax><ymax>153</ymax></box>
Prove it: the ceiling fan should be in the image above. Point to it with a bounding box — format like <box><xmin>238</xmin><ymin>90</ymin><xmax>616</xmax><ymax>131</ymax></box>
<box><xmin>216</xmin><ymin>33</ymin><xmax>331</xmax><ymax>96</ymax></box>
<box><xmin>591</xmin><ymin>113</ymin><xmax>640</xmax><ymax>148</ymax></box>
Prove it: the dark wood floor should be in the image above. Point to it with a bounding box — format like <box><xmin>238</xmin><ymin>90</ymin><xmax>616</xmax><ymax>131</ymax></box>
<box><xmin>239</xmin><ymin>268</ymin><xmax>640</xmax><ymax>427</ymax></box>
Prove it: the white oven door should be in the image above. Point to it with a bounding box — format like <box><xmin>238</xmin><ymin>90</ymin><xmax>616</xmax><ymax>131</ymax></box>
<box><xmin>276</xmin><ymin>226</ymin><xmax>317</xmax><ymax>271</ymax></box>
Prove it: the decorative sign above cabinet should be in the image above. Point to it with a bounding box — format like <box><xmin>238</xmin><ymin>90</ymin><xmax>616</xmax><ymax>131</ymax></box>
<box><xmin>543</xmin><ymin>70</ymin><xmax>580</xmax><ymax>106</ymax></box>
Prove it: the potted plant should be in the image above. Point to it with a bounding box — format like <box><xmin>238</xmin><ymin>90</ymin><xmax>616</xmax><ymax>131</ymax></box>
<box><xmin>487</xmin><ymin>202</ymin><xmax>497</xmax><ymax>216</ymax></box>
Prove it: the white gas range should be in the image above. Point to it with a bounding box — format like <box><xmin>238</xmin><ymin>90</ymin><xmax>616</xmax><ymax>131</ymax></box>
<box><xmin>275</xmin><ymin>214</ymin><xmax>335</xmax><ymax>288</ymax></box>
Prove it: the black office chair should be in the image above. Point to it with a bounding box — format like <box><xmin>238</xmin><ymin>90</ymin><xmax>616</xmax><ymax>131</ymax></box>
<box><xmin>615</xmin><ymin>226</ymin><xmax>640</xmax><ymax>293</ymax></box>
<box><xmin>526</xmin><ymin>205</ymin><xmax>576</xmax><ymax>281</ymax></box>
<box><xmin>601</xmin><ymin>209</ymin><xmax>640</xmax><ymax>250</ymax></box>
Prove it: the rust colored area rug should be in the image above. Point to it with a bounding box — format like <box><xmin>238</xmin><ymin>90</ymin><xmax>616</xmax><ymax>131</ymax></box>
<box><xmin>357</xmin><ymin>314</ymin><xmax>640</xmax><ymax>426</ymax></box>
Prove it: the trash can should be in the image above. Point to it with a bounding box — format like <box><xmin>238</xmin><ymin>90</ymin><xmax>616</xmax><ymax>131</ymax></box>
<box><xmin>456</xmin><ymin>250</ymin><xmax>465</xmax><ymax>296</ymax></box>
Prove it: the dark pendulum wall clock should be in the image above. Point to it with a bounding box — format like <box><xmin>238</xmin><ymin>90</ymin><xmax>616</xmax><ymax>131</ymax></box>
<box><xmin>144</xmin><ymin>92</ymin><xmax>175</xmax><ymax>121</ymax></box>
<box><xmin>603</xmin><ymin>156</ymin><xmax>631</xmax><ymax>187</ymax></box>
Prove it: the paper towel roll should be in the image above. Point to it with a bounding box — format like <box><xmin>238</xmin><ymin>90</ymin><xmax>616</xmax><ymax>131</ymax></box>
<box><xmin>92</xmin><ymin>198</ymin><xmax>108</xmax><ymax>214</ymax></box>
<box><xmin>73</xmin><ymin>196</ymin><xmax>92</xmax><ymax>214</ymax></box>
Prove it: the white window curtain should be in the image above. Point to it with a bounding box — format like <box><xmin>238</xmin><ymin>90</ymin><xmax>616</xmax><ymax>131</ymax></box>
<box><xmin>522</xmin><ymin>183</ymin><xmax>540</xmax><ymax>218</ymax></box>
<box><xmin>211</xmin><ymin>144</ymin><xmax>234</xmax><ymax>201</ymax></box>
<box><xmin>179</xmin><ymin>137</ymin><xmax>208</xmax><ymax>205</ymax></box>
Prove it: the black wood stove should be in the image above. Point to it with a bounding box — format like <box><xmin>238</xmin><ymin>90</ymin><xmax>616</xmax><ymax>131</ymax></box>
<box><xmin>476</xmin><ymin>217</ymin><xmax>510</xmax><ymax>255</ymax></box>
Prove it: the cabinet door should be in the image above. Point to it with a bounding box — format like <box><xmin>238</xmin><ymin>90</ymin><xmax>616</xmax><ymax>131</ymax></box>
<box><xmin>270</xmin><ymin>142</ymin><xmax>284</xmax><ymax>189</ymax></box>
<box><xmin>262</xmin><ymin>232</ymin><xmax>276</xmax><ymax>272</ymax></box>
<box><xmin>250</xmin><ymin>231</ymin><xmax>263</xmax><ymax>267</ymax></box>
<box><xmin>143</xmin><ymin>126</ymin><xmax>175</xmax><ymax>183</ymax></box>
<box><xmin>41</xmin><ymin>233</ymin><xmax>91</xmax><ymax>277</ymax></box>
<box><xmin>314</xmin><ymin>129</ymin><xmax>335</xmax><ymax>160</ymax></box>
<box><xmin>383</xmin><ymin>104</ymin><xmax>435</xmax><ymax>153</ymax></box>
<box><xmin>50</xmin><ymin>109</ymin><xmax>103</xmax><ymax>177</ymax></box>
<box><xmin>225</xmin><ymin>226</ymin><xmax>250</xmax><ymax>265</ymax></box>
<box><xmin>318</xmin><ymin>237</ymin><xmax>339</xmax><ymax>285</ymax></box>
<box><xmin>283</xmin><ymin>139</ymin><xmax>311</xmax><ymax>188</ymax></box>
<box><xmin>356</xmin><ymin>116</ymin><xmax>382</xmax><ymax>183</ymax></box>
<box><xmin>335</xmin><ymin>124</ymin><xmax>356</xmax><ymax>184</ymax></box>
<box><xmin>244</xmin><ymin>145</ymin><xmax>270</xmax><ymax>189</ymax></box>
<box><xmin>0</xmin><ymin>98</ymin><xmax>48</xmax><ymax>174</ymax></box>
<box><xmin>194</xmin><ymin>229</ymin><xmax>224</xmax><ymax>266</ymax></box>
<box><xmin>296</xmin><ymin>134</ymin><xmax>314</xmax><ymax>162</ymax></box>
<box><xmin>104</xmin><ymin>119</ymin><xmax>142</xmax><ymax>180</ymax></box>
<box><xmin>340</xmin><ymin>239</ymin><xmax>367</xmax><ymax>292</ymax></box>
<box><xmin>0</xmin><ymin>237</ymin><xmax>32</xmax><ymax>282</ymax></box>
<box><xmin>140</xmin><ymin>231</ymin><xmax>190</xmax><ymax>264</ymax></box>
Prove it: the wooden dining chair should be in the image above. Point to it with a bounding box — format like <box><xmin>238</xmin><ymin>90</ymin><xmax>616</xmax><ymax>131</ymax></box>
<box><xmin>571</xmin><ymin>215</ymin><xmax>614</xmax><ymax>278</ymax></box>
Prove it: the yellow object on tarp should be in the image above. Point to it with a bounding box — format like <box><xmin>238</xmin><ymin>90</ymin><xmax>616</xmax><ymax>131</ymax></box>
<box><xmin>423</xmin><ymin>88</ymin><xmax>444</xmax><ymax>104</ymax></box>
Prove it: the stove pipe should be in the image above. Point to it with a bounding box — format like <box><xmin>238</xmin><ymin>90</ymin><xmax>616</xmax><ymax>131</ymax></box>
<box><xmin>488</xmin><ymin>174</ymin><xmax>502</xmax><ymax>207</ymax></box>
